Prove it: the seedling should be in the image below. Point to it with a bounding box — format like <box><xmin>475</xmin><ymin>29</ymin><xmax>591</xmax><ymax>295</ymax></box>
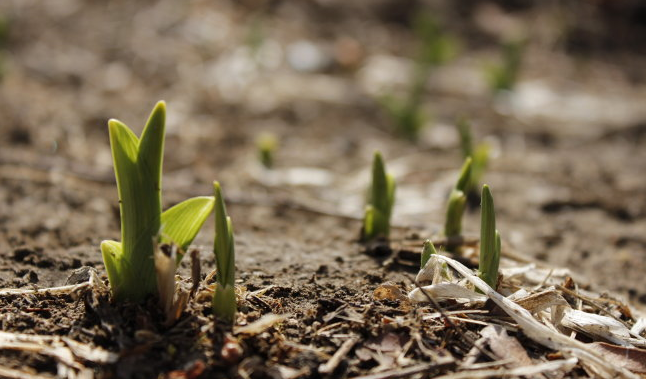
<box><xmin>444</xmin><ymin>157</ymin><xmax>472</xmax><ymax>239</ymax></box>
<box><xmin>256</xmin><ymin>132</ymin><xmax>277</xmax><ymax>169</ymax></box>
<box><xmin>212</xmin><ymin>181</ymin><xmax>237</xmax><ymax>323</ymax></box>
<box><xmin>456</xmin><ymin>118</ymin><xmax>489</xmax><ymax>197</ymax></box>
<box><xmin>101</xmin><ymin>101</ymin><xmax>215</xmax><ymax>302</ymax></box>
<box><xmin>380</xmin><ymin>14</ymin><xmax>457</xmax><ymax>141</ymax></box>
<box><xmin>361</xmin><ymin>152</ymin><xmax>396</xmax><ymax>241</ymax></box>
<box><xmin>414</xmin><ymin>13</ymin><xmax>457</xmax><ymax>68</ymax></box>
<box><xmin>485</xmin><ymin>39</ymin><xmax>525</xmax><ymax>93</ymax></box>
<box><xmin>420</xmin><ymin>239</ymin><xmax>437</xmax><ymax>270</ymax></box>
<box><xmin>478</xmin><ymin>185</ymin><xmax>501</xmax><ymax>289</ymax></box>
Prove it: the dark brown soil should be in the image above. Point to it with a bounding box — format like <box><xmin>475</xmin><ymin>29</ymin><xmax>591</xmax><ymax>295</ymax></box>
<box><xmin>1</xmin><ymin>1</ymin><xmax>646</xmax><ymax>378</ymax></box>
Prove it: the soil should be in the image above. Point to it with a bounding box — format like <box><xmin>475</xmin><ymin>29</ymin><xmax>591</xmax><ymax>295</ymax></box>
<box><xmin>1</xmin><ymin>1</ymin><xmax>646</xmax><ymax>378</ymax></box>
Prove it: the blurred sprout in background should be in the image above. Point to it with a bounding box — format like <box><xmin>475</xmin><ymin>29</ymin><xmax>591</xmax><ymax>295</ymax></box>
<box><xmin>380</xmin><ymin>13</ymin><xmax>458</xmax><ymax>141</ymax></box>
<box><xmin>256</xmin><ymin>132</ymin><xmax>278</xmax><ymax>169</ymax></box>
<box><xmin>456</xmin><ymin>118</ymin><xmax>489</xmax><ymax>199</ymax></box>
<box><xmin>485</xmin><ymin>38</ymin><xmax>526</xmax><ymax>93</ymax></box>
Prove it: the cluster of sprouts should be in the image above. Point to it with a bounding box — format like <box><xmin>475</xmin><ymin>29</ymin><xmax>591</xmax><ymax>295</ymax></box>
<box><xmin>101</xmin><ymin>102</ymin><xmax>501</xmax><ymax>327</ymax></box>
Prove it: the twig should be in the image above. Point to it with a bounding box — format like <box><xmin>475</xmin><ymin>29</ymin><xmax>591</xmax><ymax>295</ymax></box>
<box><xmin>0</xmin><ymin>282</ymin><xmax>89</xmax><ymax>296</ymax></box>
<box><xmin>432</xmin><ymin>358</ymin><xmax>578</xmax><ymax>379</ymax></box>
<box><xmin>318</xmin><ymin>336</ymin><xmax>359</xmax><ymax>374</ymax></box>
<box><xmin>0</xmin><ymin>365</ymin><xmax>51</xmax><ymax>379</ymax></box>
<box><xmin>350</xmin><ymin>359</ymin><xmax>454</xmax><ymax>379</ymax></box>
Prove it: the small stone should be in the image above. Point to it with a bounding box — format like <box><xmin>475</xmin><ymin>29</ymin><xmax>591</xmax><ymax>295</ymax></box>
<box><xmin>286</xmin><ymin>40</ymin><xmax>331</xmax><ymax>73</ymax></box>
<box><xmin>65</xmin><ymin>266</ymin><xmax>98</xmax><ymax>285</ymax></box>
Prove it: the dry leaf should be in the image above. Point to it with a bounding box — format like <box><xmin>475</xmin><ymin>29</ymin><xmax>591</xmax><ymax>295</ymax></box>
<box><xmin>588</xmin><ymin>342</ymin><xmax>646</xmax><ymax>373</ymax></box>
<box><xmin>480</xmin><ymin>325</ymin><xmax>533</xmax><ymax>367</ymax></box>
<box><xmin>408</xmin><ymin>283</ymin><xmax>487</xmax><ymax>303</ymax></box>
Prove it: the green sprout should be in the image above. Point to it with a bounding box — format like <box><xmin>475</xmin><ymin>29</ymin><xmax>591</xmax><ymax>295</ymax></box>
<box><xmin>380</xmin><ymin>95</ymin><xmax>426</xmax><ymax>142</ymax></box>
<box><xmin>414</xmin><ymin>13</ymin><xmax>458</xmax><ymax>68</ymax></box>
<box><xmin>420</xmin><ymin>239</ymin><xmax>437</xmax><ymax>269</ymax></box>
<box><xmin>456</xmin><ymin>118</ymin><xmax>489</xmax><ymax>196</ymax></box>
<box><xmin>478</xmin><ymin>185</ymin><xmax>501</xmax><ymax>289</ymax></box>
<box><xmin>380</xmin><ymin>14</ymin><xmax>457</xmax><ymax>141</ymax></box>
<box><xmin>361</xmin><ymin>152</ymin><xmax>396</xmax><ymax>241</ymax></box>
<box><xmin>101</xmin><ymin>101</ymin><xmax>215</xmax><ymax>302</ymax></box>
<box><xmin>444</xmin><ymin>157</ymin><xmax>472</xmax><ymax>239</ymax></box>
<box><xmin>485</xmin><ymin>39</ymin><xmax>525</xmax><ymax>93</ymax></box>
<box><xmin>212</xmin><ymin>181</ymin><xmax>237</xmax><ymax>324</ymax></box>
<box><xmin>256</xmin><ymin>132</ymin><xmax>277</xmax><ymax>169</ymax></box>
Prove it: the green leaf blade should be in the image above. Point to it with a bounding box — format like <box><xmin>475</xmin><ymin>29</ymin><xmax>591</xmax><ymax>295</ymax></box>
<box><xmin>478</xmin><ymin>185</ymin><xmax>499</xmax><ymax>289</ymax></box>
<box><xmin>362</xmin><ymin>152</ymin><xmax>395</xmax><ymax>241</ymax></box>
<box><xmin>137</xmin><ymin>101</ymin><xmax>166</xmax><ymax>185</ymax></box>
<box><xmin>212</xmin><ymin>181</ymin><xmax>237</xmax><ymax>323</ymax></box>
<box><xmin>100</xmin><ymin>240</ymin><xmax>122</xmax><ymax>292</ymax></box>
<box><xmin>160</xmin><ymin>196</ymin><xmax>215</xmax><ymax>262</ymax></box>
<box><xmin>444</xmin><ymin>189</ymin><xmax>467</xmax><ymax>238</ymax></box>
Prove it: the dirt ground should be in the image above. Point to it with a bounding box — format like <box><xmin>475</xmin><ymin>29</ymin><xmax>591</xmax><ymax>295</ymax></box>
<box><xmin>1</xmin><ymin>1</ymin><xmax>646</xmax><ymax>378</ymax></box>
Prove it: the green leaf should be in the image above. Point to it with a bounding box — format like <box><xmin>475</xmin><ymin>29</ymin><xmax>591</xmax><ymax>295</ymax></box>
<box><xmin>138</xmin><ymin>101</ymin><xmax>166</xmax><ymax>185</ymax></box>
<box><xmin>160</xmin><ymin>196</ymin><xmax>215</xmax><ymax>262</ymax></box>
<box><xmin>444</xmin><ymin>157</ymin><xmax>472</xmax><ymax>239</ymax></box>
<box><xmin>362</xmin><ymin>152</ymin><xmax>395</xmax><ymax>241</ymax></box>
<box><xmin>478</xmin><ymin>185</ymin><xmax>499</xmax><ymax>289</ymax></box>
<box><xmin>444</xmin><ymin>189</ymin><xmax>466</xmax><ymax>238</ymax></box>
<box><xmin>213</xmin><ymin>182</ymin><xmax>234</xmax><ymax>286</ymax></box>
<box><xmin>108</xmin><ymin>111</ymin><xmax>162</xmax><ymax>301</ymax></box>
<box><xmin>455</xmin><ymin>157</ymin><xmax>472</xmax><ymax>193</ymax></box>
<box><xmin>100</xmin><ymin>240</ymin><xmax>122</xmax><ymax>292</ymax></box>
<box><xmin>420</xmin><ymin>239</ymin><xmax>437</xmax><ymax>269</ymax></box>
<box><xmin>471</xmin><ymin>143</ymin><xmax>489</xmax><ymax>192</ymax></box>
<box><xmin>212</xmin><ymin>182</ymin><xmax>237</xmax><ymax>323</ymax></box>
<box><xmin>456</xmin><ymin>118</ymin><xmax>473</xmax><ymax>159</ymax></box>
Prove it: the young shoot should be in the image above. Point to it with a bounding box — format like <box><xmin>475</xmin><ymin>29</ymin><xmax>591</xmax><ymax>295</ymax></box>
<box><xmin>212</xmin><ymin>181</ymin><xmax>237</xmax><ymax>324</ymax></box>
<box><xmin>101</xmin><ymin>101</ymin><xmax>215</xmax><ymax>302</ymax></box>
<box><xmin>379</xmin><ymin>14</ymin><xmax>457</xmax><ymax>141</ymax></box>
<box><xmin>444</xmin><ymin>157</ymin><xmax>472</xmax><ymax>239</ymax></box>
<box><xmin>486</xmin><ymin>39</ymin><xmax>525</xmax><ymax>93</ymax></box>
<box><xmin>478</xmin><ymin>185</ymin><xmax>501</xmax><ymax>289</ymax></box>
<box><xmin>256</xmin><ymin>132</ymin><xmax>277</xmax><ymax>169</ymax></box>
<box><xmin>420</xmin><ymin>239</ymin><xmax>437</xmax><ymax>270</ymax></box>
<box><xmin>456</xmin><ymin>118</ymin><xmax>489</xmax><ymax>196</ymax></box>
<box><xmin>361</xmin><ymin>152</ymin><xmax>396</xmax><ymax>241</ymax></box>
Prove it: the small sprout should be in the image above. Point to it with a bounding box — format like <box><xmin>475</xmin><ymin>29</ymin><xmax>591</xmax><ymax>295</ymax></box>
<box><xmin>379</xmin><ymin>95</ymin><xmax>426</xmax><ymax>142</ymax></box>
<box><xmin>212</xmin><ymin>182</ymin><xmax>237</xmax><ymax>324</ymax></box>
<box><xmin>413</xmin><ymin>13</ymin><xmax>458</xmax><ymax>68</ymax></box>
<box><xmin>455</xmin><ymin>118</ymin><xmax>489</xmax><ymax>196</ymax></box>
<box><xmin>444</xmin><ymin>157</ymin><xmax>472</xmax><ymax>239</ymax></box>
<box><xmin>256</xmin><ymin>132</ymin><xmax>277</xmax><ymax>169</ymax></box>
<box><xmin>420</xmin><ymin>239</ymin><xmax>437</xmax><ymax>270</ymax></box>
<box><xmin>478</xmin><ymin>185</ymin><xmax>501</xmax><ymax>289</ymax></box>
<box><xmin>456</xmin><ymin>117</ymin><xmax>473</xmax><ymax>159</ymax></box>
<box><xmin>486</xmin><ymin>39</ymin><xmax>525</xmax><ymax>93</ymax></box>
<box><xmin>100</xmin><ymin>101</ymin><xmax>215</xmax><ymax>302</ymax></box>
<box><xmin>361</xmin><ymin>152</ymin><xmax>396</xmax><ymax>241</ymax></box>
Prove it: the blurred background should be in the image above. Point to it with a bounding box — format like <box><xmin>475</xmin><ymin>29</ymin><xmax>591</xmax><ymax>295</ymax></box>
<box><xmin>1</xmin><ymin>0</ymin><xmax>645</xmax><ymax>302</ymax></box>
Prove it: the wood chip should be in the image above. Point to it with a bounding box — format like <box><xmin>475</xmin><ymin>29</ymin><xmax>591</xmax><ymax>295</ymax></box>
<box><xmin>234</xmin><ymin>314</ymin><xmax>288</xmax><ymax>336</ymax></box>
